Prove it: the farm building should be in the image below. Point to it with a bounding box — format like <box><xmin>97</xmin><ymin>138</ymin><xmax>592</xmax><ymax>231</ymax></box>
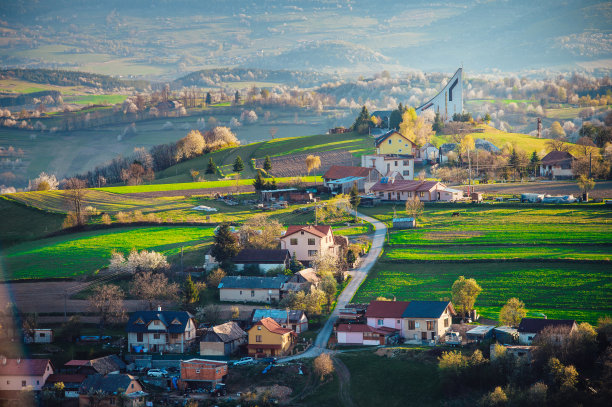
<box><xmin>251</xmin><ymin>309</ymin><xmax>309</xmax><ymax>334</ymax></box>
<box><xmin>230</xmin><ymin>249</ymin><xmax>291</xmax><ymax>273</ymax></box>
<box><xmin>259</xmin><ymin>188</ymin><xmax>298</xmax><ymax>203</ymax></box>
<box><xmin>539</xmin><ymin>151</ymin><xmax>575</xmax><ymax>179</ymax></box>
<box><xmin>392</xmin><ymin>217</ymin><xmax>415</xmax><ymax>229</ymax></box>
<box><xmin>218</xmin><ymin>276</ymin><xmax>287</xmax><ymax>304</ymax></box>
<box><xmin>335</xmin><ymin>324</ymin><xmax>399</xmax><ymax>346</ymax></box>
<box><xmin>180</xmin><ymin>359</ymin><xmax>228</xmax><ymax>386</ymax></box>
<box><xmin>517</xmin><ymin>318</ymin><xmax>577</xmax><ymax>345</ymax></box>
<box><xmin>200</xmin><ymin>322</ymin><xmax>247</xmax><ymax>357</ymax></box>
<box><xmin>465</xmin><ymin>325</ymin><xmax>495</xmax><ymax>342</ymax></box>
<box><xmin>327</xmin><ymin>176</ymin><xmax>366</xmax><ymax>194</ymax></box>
<box><xmin>493</xmin><ymin>326</ymin><xmax>519</xmax><ymax>344</ymax></box>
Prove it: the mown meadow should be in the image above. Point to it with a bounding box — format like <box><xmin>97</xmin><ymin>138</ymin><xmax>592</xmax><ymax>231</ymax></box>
<box><xmin>355</xmin><ymin>203</ymin><xmax>612</xmax><ymax>324</ymax></box>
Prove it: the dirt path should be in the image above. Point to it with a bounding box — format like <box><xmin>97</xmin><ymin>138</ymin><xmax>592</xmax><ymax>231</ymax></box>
<box><xmin>333</xmin><ymin>355</ymin><xmax>356</xmax><ymax>407</ymax></box>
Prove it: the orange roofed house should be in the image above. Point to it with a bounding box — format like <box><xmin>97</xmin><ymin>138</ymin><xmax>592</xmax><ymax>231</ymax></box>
<box><xmin>280</xmin><ymin>225</ymin><xmax>339</xmax><ymax>266</ymax></box>
<box><xmin>247</xmin><ymin>317</ymin><xmax>296</xmax><ymax>358</ymax></box>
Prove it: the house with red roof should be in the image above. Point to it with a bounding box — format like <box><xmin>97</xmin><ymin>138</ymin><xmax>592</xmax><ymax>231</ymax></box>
<box><xmin>365</xmin><ymin>300</ymin><xmax>410</xmax><ymax>332</ymax></box>
<box><xmin>335</xmin><ymin>324</ymin><xmax>399</xmax><ymax>345</ymax></box>
<box><xmin>247</xmin><ymin>317</ymin><xmax>296</xmax><ymax>357</ymax></box>
<box><xmin>539</xmin><ymin>151</ymin><xmax>575</xmax><ymax>179</ymax></box>
<box><xmin>280</xmin><ymin>225</ymin><xmax>339</xmax><ymax>265</ymax></box>
<box><xmin>370</xmin><ymin>179</ymin><xmax>462</xmax><ymax>202</ymax></box>
<box><xmin>0</xmin><ymin>358</ymin><xmax>54</xmax><ymax>391</ymax></box>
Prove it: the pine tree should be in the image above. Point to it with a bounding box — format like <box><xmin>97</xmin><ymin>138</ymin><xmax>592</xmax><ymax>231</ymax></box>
<box><xmin>389</xmin><ymin>109</ymin><xmax>402</xmax><ymax>130</ymax></box>
<box><xmin>234</xmin><ymin>91</ymin><xmax>240</xmax><ymax>105</ymax></box>
<box><xmin>206</xmin><ymin>157</ymin><xmax>216</xmax><ymax>174</ymax></box>
<box><xmin>211</xmin><ymin>224</ymin><xmax>240</xmax><ymax>264</ymax></box>
<box><xmin>289</xmin><ymin>252</ymin><xmax>304</xmax><ymax>272</ymax></box>
<box><xmin>349</xmin><ymin>182</ymin><xmax>361</xmax><ymax>209</ymax></box>
<box><xmin>433</xmin><ymin>112</ymin><xmax>444</xmax><ymax>134</ymax></box>
<box><xmin>351</xmin><ymin>105</ymin><xmax>371</xmax><ymax>134</ymax></box>
<box><xmin>253</xmin><ymin>170</ymin><xmax>265</xmax><ymax>191</ymax></box>
<box><xmin>263</xmin><ymin>155</ymin><xmax>272</xmax><ymax>172</ymax></box>
<box><xmin>484</xmin><ymin>113</ymin><xmax>491</xmax><ymax>123</ymax></box>
<box><xmin>205</xmin><ymin>92</ymin><xmax>212</xmax><ymax>106</ymax></box>
<box><xmin>509</xmin><ymin>149</ymin><xmax>520</xmax><ymax>180</ymax></box>
<box><xmin>233</xmin><ymin>156</ymin><xmax>244</xmax><ymax>173</ymax></box>
<box><xmin>183</xmin><ymin>275</ymin><xmax>200</xmax><ymax>304</ymax></box>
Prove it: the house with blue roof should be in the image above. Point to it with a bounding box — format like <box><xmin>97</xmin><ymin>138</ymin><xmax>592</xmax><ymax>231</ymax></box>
<box><xmin>126</xmin><ymin>306</ymin><xmax>196</xmax><ymax>353</ymax></box>
<box><xmin>401</xmin><ymin>300</ymin><xmax>456</xmax><ymax>344</ymax></box>
<box><xmin>250</xmin><ymin>309</ymin><xmax>308</xmax><ymax>334</ymax></box>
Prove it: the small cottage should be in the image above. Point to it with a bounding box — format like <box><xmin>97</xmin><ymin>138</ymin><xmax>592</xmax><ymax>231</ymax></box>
<box><xmin>199</xmin><ymin>321</ymin><xmax>247</xmax><ymax>357</ymax></box>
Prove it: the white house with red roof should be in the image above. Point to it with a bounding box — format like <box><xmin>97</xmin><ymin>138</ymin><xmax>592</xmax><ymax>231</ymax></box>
<box><xmin>370</xmin><ymin>179</ymin><xmax>462</xmax><ymax>202</ymax></box>
<box><xmin>280</xmin><ymin>225</ymin><xmax>339</xmax><ymax>265</ymax></box>
<box><xmin>365</xmin><ymin>300</ymin><xmax>410</xmax><ymax>332</ymax></box>
<box><xmin>335</xmin><ymin>324</ymin><xmax>399</xmax><ymax>345</ymax></box>
<box><xmin>0</xmin><ymin>358</ymin><xmax>54</xmax><ymax>391</ymax></box>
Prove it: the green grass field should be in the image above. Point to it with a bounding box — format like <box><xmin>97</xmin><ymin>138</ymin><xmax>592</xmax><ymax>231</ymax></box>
<box><xmin>0</xmin><ymin>196</ymin><xmax>65</xmax><ymax>245</ymax></box>
<box><xmin>355</xmin><ymin>204</ymin><xmax>612</xmax><ymax>324</ymax></box>
<box><xmin>1</xmin><ymin>226</ymin><xmax>215</xmax><ymax>280</ymax></box>
<box><xmin>65</xmin><ymin>94</ymin><xmax>129</xmax><ymax>105</ymax></box>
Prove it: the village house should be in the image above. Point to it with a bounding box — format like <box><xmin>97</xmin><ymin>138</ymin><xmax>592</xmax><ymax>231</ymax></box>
<box><xmin>79</xmin><ymin>374</ymin><xmax>146</xmax><ymax>407</ymax></box>
<box><xmin>365</xmin><ymin>300</ymin><xmax>410</xmax><ymax>333</ymax></box>
<box><xmin>231</xmin><ymin>249</ymin><xmax>291</xmax><ymax>273</ymax></box>
<box><xmin>401</xmin><ymin>301</ymin><xmax>455</xmax><ymax>343</ymax></box>
<box><xmin>420</xmin><ymin>143</ymin><xmax>439</xmax><ymax>163</ymax></box>
<box><xmin>64</xmin><ymin>355</ymin><xmax>126</xmax><ymax>376</ymax></box>
<box><xmin>370</xmin><ymin>179</ymin><xmax>462</xmax><ymax>202</ymax></box>
<box><xmin>539</xmin><ymin>151</ymin><xmax>575</xmax><ymax>179</ymax></box>
<box><xmin>45</xmin><ymin>374</ymin><xmax>87</xmax><ymax>398</ymax></box>
<box><xmin>0</xmin><ymin>358</ymin><xmax>54</xmax><ymax>392</ymax></box>
<box><xmin>517</xmin><ymin>318</ymin><xmax>577</xmax><ymax>345</ymax></box>
<box><xmin>281</xmin><ymin>268</ymin><xmax>321</xmax><ymax>294</ymax></box>
<box><xmin>218</xmin><ymin>275</ymin><xmax>287</xmax><ymax>303</ymax></box>
<box><xmin>180</xmin><ymin>359</ymin><xmax>228</xmax><ymax>387</ymax></box>
<box><xmin>251</xmin><ymin>309</ymin><xmax>309</xmax><ymax>334</ymax></box>
<box><xmin>199</xmin><ymin>321</ymin><xmax>247</xmax><ymax>357</ymax></box>
<box><xmin>126</xmin><ymin>308</ymin><xmax>196</xmax><ymax>353</ymax></box>
<box><xmin>361</xmin><ymin>153</ymin><xmax>414</xmax><ymax>181</ymax></box>
<box><xmin>374</xmin><ymin>130</ymin><xmax>419</xmax><ymax>156</ymax></box>
<box><xmin>280</xmin><ymin>225</ymin><xmax>339</xmax><ymax>265</ymax></box>
<box><xmin>247</xmin><ymin>317</ymin><xmax>296</xmax><ymax>358</ymax></box>
<box><xmin>323</xmin><ymin>165</ymin><xmax>381</xmax><ymax>194</ymax></box>
<box><xmin>335</xmin><ymin>324</ymin><xmax>399</xmax><ymax>346</ymax></box>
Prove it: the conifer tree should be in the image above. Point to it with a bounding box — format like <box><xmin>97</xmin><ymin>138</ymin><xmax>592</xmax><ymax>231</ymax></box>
<box><xmin>183</xmin><ymin>275</ymin><xmax>200</xmax><ymax>304</ymax></box>
<box><xmin>205</xmin><ymin>92</ymin><xmax>212</xmax><ymax>105</ymax></box>
<box><xmin>211</xmin><ymin>224</ymin><xmax>240</xmax><ymax>265</ymax></box>
<box><xmin>206</xmin><ymin>157</ymin><xmax>216</xmax><ymax>174</ymax></box>
<box><xmin>233</xmin><ymin>156</ymin><xmax>244</xmax><ymax>173</ymax></box>
<box><xmin>263</xmin><ymin>155</ymin><xmax>272</xmax><ymax>172</ymax></box>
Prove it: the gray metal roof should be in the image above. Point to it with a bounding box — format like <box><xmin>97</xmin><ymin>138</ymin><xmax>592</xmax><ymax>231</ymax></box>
<box><xmin>402</xmin><ymin>301</ymin><xmax>451</xmax><ymax>318</ymax></box>
<box><xmin>218</xmin><ymin>275</ymin><xmax>288</xmax><ymax>290</ymax></box>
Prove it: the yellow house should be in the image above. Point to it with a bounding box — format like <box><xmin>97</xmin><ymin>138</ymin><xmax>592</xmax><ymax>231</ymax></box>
<box><xmin>375</xmin><ymin>130</ymin><xmax>418</xmax><ymax>156</ymax></box>
<box><xmin>247</xmin><ymin>317</ymin><xmax>296</xmax><ymax>358</ymax></box>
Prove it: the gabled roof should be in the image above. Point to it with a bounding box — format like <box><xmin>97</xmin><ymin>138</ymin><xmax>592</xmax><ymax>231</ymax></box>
<box><xmin>47</xmin><ymin>374</ymin><xmax>87</xmax><ymax>384</ymax></box>
<box><xmin>374</xmin><ymin>130</ymin><xmax>417</xmax><ymax>147</ymax></box>
<box><xmin>541</xmin><ymin>151</ymin><xmax>575</xmax><ymax>165</ymax></box>
<box><xmin>295</xmin><ymin>268</ymin><xmax>320</xmax><ymax>284</ymax></box>
<box><xmin>65</xmin><ymin>355</ymin><xmax>126</xmax><ymax>375</ymax></box>
<box><xmin>251</xmin><ymin>309</ymin><xmax>307</xmax><ymax>324</ymax></box>
<box><xmin>218</xmin><ymin>275</ymin><xmax>287</xmax><ymax>290</ymax></box>
<box><xmin>370</xmin><ymin>180</ymin><xmax>442</xmax><ymax>193</ymax></box>
<box><xmin>323</xmin><ymin>165</ymin><xmax>374</xmax><ymax>180</ymax></box>
<box><xmin>0</xmin><ymin>359</ymin><xmax>52</xmax><ymax>376</ymax></box>
<box><xmin>517</xmin><ymin>318</ymin><xmax>577</xmax><ymax>334</ymax></box>
<box><xmin>201</xmin><ymin>321</ymin><xmax>246</xmax><ymax>343</ymax></box>
<box><xmin>253</xmin><ymin>317</ymin><xmax>295</xmax><ymax>335</ymax></box>
<box><xmin>336</xmin><ymin>324</ymin><xmax>398</xmax><ymax>335</ymax></box>
<box><xmin>402</xmin><ymin>301</ymin><xmax>454</xmax><ymax>318</ymax></box>
<box><xmin>283</xmin><ymin>225</ymin><xmax>332</xmax><ymax>239</ymax></box>
<box><xmin>365</xmin><ymin>301</ymin><xmax>410</xmax><ymax>319</ymax></box>
<box><xmin>126</xmin><ymin>311</ymin><xmax>194</xmax><ymax>334</ymax></box>
<box><xmin>231</xmin><ymin>249</ymin><xmax>290</xmax><ymax>264</ymax></box>
<box><xmin>80</xmin><ymin>373</ymin><xmax>137</xmax><ymax>394</ymax></box>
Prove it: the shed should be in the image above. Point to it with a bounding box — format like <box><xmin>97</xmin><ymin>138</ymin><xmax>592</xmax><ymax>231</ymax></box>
<box><xmin>470</xmin><ymin>192</ymin><xmax>483</xmax><ymax>202</ymax></box>
<box><xmin>260</xmin><ymin>188</ymin><xmax>298</xmax><ymax>203</ymax></box>
<box><xmin>358</xmin><ymin>195</ymin><xmax>381</xmax><ymax>207</ymax></box>
<box><xmin>180</xmin><ymin>359</ymin><xmax>228</xmax><ymax>386</ymax></box>
<box><xmin>327</xmin><ymin>176</ymin><xmax>366</xmax><ymax>194</ymax></box>
<box><xmin>32</xmin><ymin>328</ymin><xmax>53</xmax><ymax>343</ymax></box>
<box><xmin>493</xmin><ymin>326</ymin><xmax>519</xmax><ymax>344</ymax></box>
<box><xmin>465</xmin><ymin>325</ymin><xmax>495</xmax><ymax>342</ymax></box>
<box><xmin>392</xmin><ymin>217</ymin><xmax>415</xmax><ymax>229</ymax></box>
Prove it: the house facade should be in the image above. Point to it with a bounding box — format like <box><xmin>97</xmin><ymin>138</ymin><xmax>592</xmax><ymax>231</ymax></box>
<box><xmin>251</xmin><ymin>309</ymin><xmax>309</xmax><ymax>334</ymax></box>
<box><xmin>336</xmin><ymin>324</ymin><xmax>398</xmax><ymax>346</ymax></box>
<box><xmin>126</xmin><ymin>308</ymin><xmax>196</xmax><ymax>353</ymax></box>
<box><xmin>517</xmin><ymin>318</ymin><xmax>577</xmax><ymax>345</ymax></box>
<box><xmin>374</xmin><ymin>130</ymin><xmax>419</xmax><ymax>156</ymax></box>
<box><xmin>0</xmin><ymin>358</ymin><xmax>54</xmax><ymax>391</ymax></box>
<box><xmin>540</xmin><ymin>151</ymin><xmax>575</xmax><ymax>179</ymax></box>
<box><xmin>79</xmin><ymin>374</ymin><xmax>145</xmax><ymax>407</ymax></box>
<box><xmin>218</xmin><ymin>276</ymin><xmax>287</xmax><ymax>303</ymax></box>
<box><xmin>365</xmin><ymin>301</ymin><xmax>410</xmax><ymax>333</ymax></box>
<box><xmin>280</xmin><ymin>225</ymin><xmax>338</xmax><ymax>265</ymax></box>
<box><xmin>180</xmin><ymin>359</ymin><xmax>228</xmax><ymax>386</ymax></box>
<box><xmin>370</xmin><ymin>179</ymin><xmax>460</xmax><ymax>202</ymax></box>
<box><xmin>323</xmin><ymin>165</ymin><xmax>381</xmax><ymax>193</ymax></box>
<box><xmin>247</xmin><ymin>317</ymin><xmax>296</xmax><ymax>357</ymax></box>
<box><xmin>361</xmin><ymin>154</ymin><xmax>414</xmax><ymax>181</ymax></box>
<box><xmin>199</xmin><ymin>321</ymin><xmax>247</xmax><ymax>357</ymax></box>
<box><xmin>401</xmin><ymin>301</ymin><xmax>456</xmax><ymax>343</ymax></box>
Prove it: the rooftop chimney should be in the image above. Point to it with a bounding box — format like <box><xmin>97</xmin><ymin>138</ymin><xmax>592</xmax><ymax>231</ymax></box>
<box><xmin>157</xmin><ymin>306</ymin><xmax>162</xmax><ymax>312</ymax></box>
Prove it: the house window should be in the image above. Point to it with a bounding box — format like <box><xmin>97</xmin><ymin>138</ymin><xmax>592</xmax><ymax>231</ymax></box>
<box><xmin>388</xmin><ymin>140</ymin><xmax>391</xmax><ymax>144</ymax></box>
<box><xmin>257</xmin><ymin>326</ymin><xmax>262</xmax><ymax>330</ymax></box>
<box><xmin>6</xmin><ymin>381</ymin><xmax>9</xmax><ymax>385</ymax></box>
<box><xmin>397</xmin><ymin>320</ymin><xmax>400</xmax><ymax>324</ymax></box>
<box><xmin>256</xmin><ymin>335</ymin><xmax>262</xmax><ymax>343</ymax></box>
<box><xmin>37</xmin><ymin>380</ymin><xmax>39</xmax><ymax>385</ymax></box>
<box><xmin>171</xmin><ymin>334</ymin><xmax>179</xmax><ymax>340</ymax></box>
<box><xmin>444</xmin><ymin>318</ymin><xmax>449</xmax><ymax>328</ymax></box>
<box><xmin>403</xmin><ymin>170</ymin><xmax>410</xmax><ymax>176</ymax></box>
<box><xmin>419</xmin><ymin>192</ymin><xmax>425</xmax><ymax>197</ymax></box>
<box><xmin>379</xmin><ymin>192</ymin><xmax>384</xmax><ymax>197</ymax></box>
<box><xmin>22</xmin><ymin>381</ymin><xmax>26</xmax><ymax>387</ymax></box>
<box><xmin>137</xmin><ymin>333</ymin><xmax>143</xmax><ymax>342</ymax></box>
<box><xmin>407</xmin><ymin>192</ymin><xmax>412</xmax><ymax>197</ymax></box>
<box><xmin>308</xmin><ymin>250</ymin><xmax>318</xmax><ymax>256</ymax></box>
<box><xmin>415</xmin><ymin>322</ymin><xmax>420</xmax><ymax>328</ymax></box>
<box><xmin>427</xmin><ymin>321</ymin><xmax>434</xmax><ymax>331</ymax></box>
<box><xmin>240</xmin><ymin>290</ymin><xmax>243</xmax><ymax>295</ymax></box>
<box><xmin>394</xmin><ymin>161</ymin><xmax>398</xmax><ymax>166</ymax></box>
<box><xmin>377</xmin><ymin>319</ymin><xmax>383</xmax><ymax>326</ymax></box>
<box><xmin>307</xmin><ymin>238</ymin><xmax>315</xmax><ymax>245</ymax></box>
<box><xmin>403</xmin><ymin>160</ymin><xmax>410</xmax><ymax>165</ymax></box>
<box><xmin>154</xmin><ymin>333</ymin><xmax>160</xmax><ymax>340</ymax></box>
<box><xmin>251</xmin><ymin>290</ymin><xmax>255</xmax><ymax>297</ymax></box>
<box><xmin>290</xmin><ymin>238</ymin><xmax>298</xmax><ymax>245</ymax></box>
<box><xmin>408</xmin><ymin>320</ymin><xmax>415</xmax><ymax>330</ymax></box>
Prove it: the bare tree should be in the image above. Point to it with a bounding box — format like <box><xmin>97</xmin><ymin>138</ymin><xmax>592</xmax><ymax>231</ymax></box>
<box><xmin>239</xmin><ymin>214</ymin><xmax>283</xmax><ymax>249</ymax></box>
<box><xmin>64</xmin><ymin>178</ymin><xmax>88</xmax><ymax>226</ymax></box>
<box><xmin>405</xmin><ymin>196</ymin><xmax>424</xmax><ymax>225</ymax></box>
<box><xmin>87</xmin><ymin>284</ymin><xmax>126</xmax><ymax>331</ymax></box>
<box><xmin>313</xmin><ymin>354</ymin><xmax>334</xmax><ymax>381</ymax></box>
<box><xmin>305</xmin><ymin>155</ymin><xmax>321</xmax><ymax>183</ymax></box>
<box><xmin>130</xmin><ymin>271</ymin><xmax>179</xmax><ymax>310</ymax></box>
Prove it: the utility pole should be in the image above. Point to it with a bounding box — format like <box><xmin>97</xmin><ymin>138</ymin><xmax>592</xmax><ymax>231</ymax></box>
<box><xmin>589</xmin><ymin>153</ymin><xmax>592</xmax><ymax>179</ymax></box>
<box><xmin>467</xmin><ymin>148</ymin><xmax>472</xmax><ymax>195</ymax></box>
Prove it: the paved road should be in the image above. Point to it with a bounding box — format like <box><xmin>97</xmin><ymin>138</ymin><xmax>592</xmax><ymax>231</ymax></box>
<box><xmin>280</xmin><ymin>211</ymin><xmax>387</xmax><ymax>362</ymax></box>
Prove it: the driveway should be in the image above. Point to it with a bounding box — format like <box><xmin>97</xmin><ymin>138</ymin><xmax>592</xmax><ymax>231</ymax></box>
<box><xmin>279</xmin><ymin>211</ymin><xmax>387</xmax><ymax>362</ymax></box>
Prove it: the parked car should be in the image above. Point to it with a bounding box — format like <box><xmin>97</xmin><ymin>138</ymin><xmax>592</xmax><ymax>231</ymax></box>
<box><xmin>232</xmin><ymin>357</ymin><xmax>255</xmax><ymax>366</ymax></box>
<box><xmin>147</xmin><ymin>368</ymin><xmax>168</xmax><ymax>377</ymax></box>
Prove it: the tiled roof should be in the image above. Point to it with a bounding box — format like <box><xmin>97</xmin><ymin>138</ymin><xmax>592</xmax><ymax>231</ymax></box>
<box><xmin>218</xmin><ymin>275</ymin><xmax>287</xmax><ymax>290</ymax></box>
<box><xmin>365</xmin><ymin>301</ymin><xmax>410</xmax><ymax>318</ymax></box>
<box><xmin>283</xmin><ymin>225</ymin><xmax>332</xmax><ymax>239</ymax></box>
<box><xmin>47</xmin><ymin>374</ymin><xmax>86</xmax><ymax>384</ymax></box>
<box><xmin>541</xmin><ymin>151</ymin><xmax>575</xmax><ymax>165</ymax></box>
<box><xmin>323</xmin><ymin>165</ymin><xmax>373</xmax><ymax>180</ymax></box>
<box><xmin>254</xmin><ymin>317</ymin><xmax>294</xmax><ymax>335</ymax></box>
<box><xmin>65</xmin><ymin>355</ymin><xmax>126</xmax><ymax>375</ymax></box>
<box><xmin>293</xmin><ymin>268</ymin><xmax>320</xmax><ymax>284</ymax></box>
<box><xmin>518</xmin><ymin>318</ymin><xmax>577</xmax><ymax>334</ymax></box>
<box><xmin>202</xmin><ymin>321</ymin><xmax>246</xmax><ymax>343</ymax></box>
<box><xmin>402</xmin><ymin>301</ymin><xmax>454</xmax><ymax>318</ymax></box>
<box><xmin>336</xmin><ymin>324</ymin><xmax>398</xmax><ymax>334</ymax></box>
<box><xmin>251</xmin><ymin>309</ymin><xmax>306</xmax><ymax>324</ymax></box>
<box><xmin>370</xmin><ymin>180</ymin><xmax>442</xmax><ymax>193</ymax></box>
<box><xmin>231</xmin><ymin>249</ymin><xmax>290</xmax><ymax>264</ymax></box>
<box><xmin>80</xmin><ymin>374</ymin><xmax>136</xmax><ymax>394</ymax></box>
<box><xmin>374</xmin><ymin>130</ymin><xmax>416</xmax><ymax>147</ymax></box>
<box><xmin>126</xmin><ymin>310</ymin><xmax>194</xmax><ymax>334</ymax></box>
<box><xmin>0</xmin><ymin>359</ymin><xmax>51</xmax><ymax>376</ymax></box>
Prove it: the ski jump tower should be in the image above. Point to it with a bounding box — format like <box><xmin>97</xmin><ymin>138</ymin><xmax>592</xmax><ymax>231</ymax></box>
<box><xmin>415</xmin><ymin>68</ymin><xmax>463</xmax><ymax>122</ymax></box>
